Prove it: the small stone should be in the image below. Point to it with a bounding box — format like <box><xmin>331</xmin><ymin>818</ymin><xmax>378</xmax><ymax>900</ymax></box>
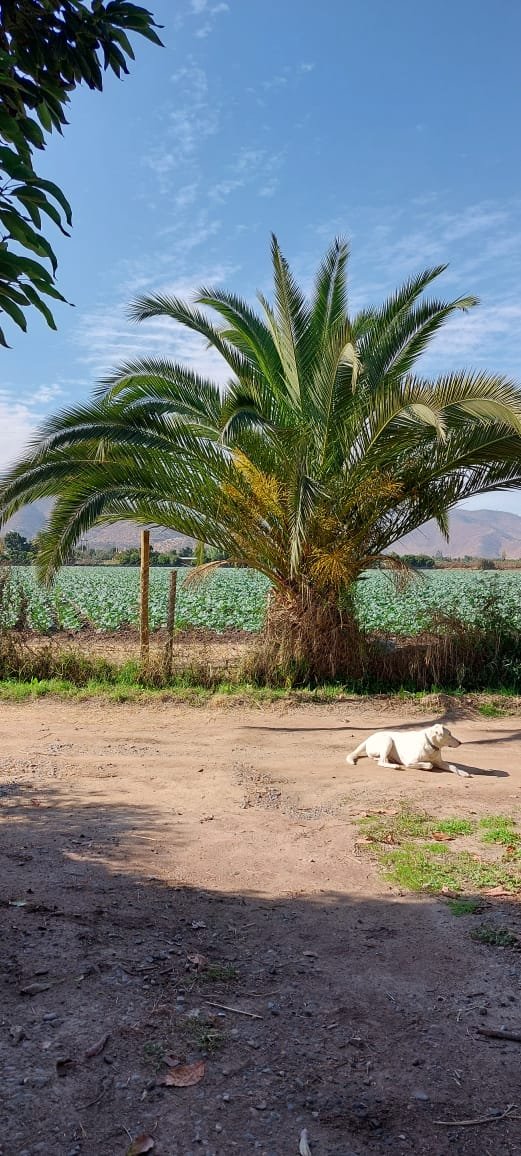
<box><xmin>412</xmin><ymin>1090</ymin><xmax>429</xmax><ymax>1102</ymax></box>
<box><xmin>222</xmin><ymin>1093</ymin><xmax>230</xmax><ymax>1102</ymax></box>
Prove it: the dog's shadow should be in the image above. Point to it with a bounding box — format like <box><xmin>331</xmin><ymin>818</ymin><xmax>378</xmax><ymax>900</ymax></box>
<box><xmin>456</xmin><ymin>764</ymin><xmax>509</xmax><ymax>779</ymax></box>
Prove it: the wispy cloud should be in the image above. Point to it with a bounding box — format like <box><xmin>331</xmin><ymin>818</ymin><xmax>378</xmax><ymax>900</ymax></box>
<box><xmin>74</xmin><ymin>261</ymin><xmax>237</xmax><ymax>381</ymax></box>
<box><xmin>251</xmin><ymin>60</ymin><xmax>316</xmax><ymax>102</ymax></box>
<box><xmin>144</xmin><ymin>60</ymin><xmax>220</xmax><ymax>193</ymax></box>
<box><xmin>0</xmin><ymin>384</ymin><xmax>67</xmax><ymax>468</ymax></box>
<box><xmin>209</xmin><ymin>146</ymin><xmax>284</xmax><ymax>203</ymax></box>
<box><xmin>188</xmin><ymin>0</ymin><xmax>229</xmax><ymax>39</ymax></box>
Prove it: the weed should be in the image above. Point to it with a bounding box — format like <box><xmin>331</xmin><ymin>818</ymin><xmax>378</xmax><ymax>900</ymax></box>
<box><xmin>471</xmin><ymin>925</ymin><xmax>519</xmax><ymax>948</ymax></box>
<box><xmin>479</xmin><ymin>816</ymin><xmax>520</xmax><ymax>847</ymax></box>
<box><xmin>200</xmin><ymin>964</ymin><xmax>239</xmax><ymax>983</ymax></box>
<box><xmin>143</xmin><ymin>1040</ymin><xmax>167</xmax><ymax>1070</ymax></box>
<box><xmin>357</xmin><ymin>805</ymin><xmax>521</xmax><ymax>896</ymax></box>
<box><xmin>447</xmin><ymin>898</ymin><xmax>483</xmax><ymax>916</ymax></box>
<box><xmin>478</xmin><ymin>703</ymin><xmax>506</xmax><ymax>718</ymax></box>
<box><xmin>434</xmin><ymin>818</ymin><xmax>474</xmax><ymax>837</ymax></box>
<box><xmin>184</xmin><ymin>1016</ymin><xmax>225</xmax><ymax>1054</ymax></box>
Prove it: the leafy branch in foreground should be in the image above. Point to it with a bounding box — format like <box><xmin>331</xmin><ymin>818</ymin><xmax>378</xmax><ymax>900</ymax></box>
<box><xmin>0</xmin><ymin>1</ymin><xmax>162</xmax><ymax>342</ymax></box>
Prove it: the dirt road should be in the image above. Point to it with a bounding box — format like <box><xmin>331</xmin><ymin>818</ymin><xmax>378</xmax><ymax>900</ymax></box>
<box><xmin>1</xmin><ymin>698</ymin><xmax>521</xmax><ymax>1155</ymax></box>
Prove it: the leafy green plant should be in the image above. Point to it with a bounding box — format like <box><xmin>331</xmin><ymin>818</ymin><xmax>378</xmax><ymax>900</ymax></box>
<box><xmin>479</xmin><ymin>816</ymin><xmax>520</xmax><ymax>848</ymax></box>
<box><xmin>0</xmin><ymin>1</ymin><xmax>162</xmax><ymax>342</ymax></box>
<box><xmin>471</xmin><ymin>925</ymin><xmax>519</xmax><ymax>948</ymax></box>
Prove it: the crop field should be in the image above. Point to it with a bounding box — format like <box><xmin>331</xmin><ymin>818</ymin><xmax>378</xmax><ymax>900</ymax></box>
<box><xmin>1</xmin><ymin>565</ymin><xmax>520</xmax><ymax>635</ymax></box>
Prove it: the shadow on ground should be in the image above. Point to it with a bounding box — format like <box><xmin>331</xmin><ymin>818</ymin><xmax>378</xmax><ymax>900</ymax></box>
<box><xmin>1</xmin><ymin>784</ymin><xmax>521</xmax><ymax>1156</ymax></box>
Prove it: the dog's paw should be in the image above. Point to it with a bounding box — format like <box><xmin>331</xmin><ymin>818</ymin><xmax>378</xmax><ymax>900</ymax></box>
<box><xmin>453</xmin><ymin>765</ymin><xmax>470</xmax><ymax>777</ymax></box>
<box><xmin>346</xmin><ymin>755</ymin><xmax>356</xmax><ymax>765</ymax></box>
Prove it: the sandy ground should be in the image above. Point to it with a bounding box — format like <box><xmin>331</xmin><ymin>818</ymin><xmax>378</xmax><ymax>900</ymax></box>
<box><xmin>1</xmin><ymin>698</ymin><xmax>521</xmax><ymax>1156</ymax></box>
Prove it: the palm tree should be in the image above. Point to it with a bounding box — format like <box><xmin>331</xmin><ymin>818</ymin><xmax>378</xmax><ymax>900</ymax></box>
<box><xmin>2</xmin><ymin>235</ymin><xmax>521</xmax><ymax>679</ymax></box>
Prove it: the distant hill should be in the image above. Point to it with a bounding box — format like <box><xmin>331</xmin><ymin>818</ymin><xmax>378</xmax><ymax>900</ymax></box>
<box><xmin>4</xmin><ymin>503</ymin><xmax>521</xmax><ymax>560</ymax></box>
<box><xmin>392</xmin><ymin>509</ymin><xmax>521</xmax><ymax>559</ymax></box>
<box><xmin>4</xmin><ymin>502</ymin><xmax>193</xmax><ymax>552</ymax></box>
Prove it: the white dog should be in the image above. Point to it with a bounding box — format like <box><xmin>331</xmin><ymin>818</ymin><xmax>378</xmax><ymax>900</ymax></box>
<box><xmin>346</xmin><ymin>723</ymin><xmax>469</xmax><ymax>777</ymax></box>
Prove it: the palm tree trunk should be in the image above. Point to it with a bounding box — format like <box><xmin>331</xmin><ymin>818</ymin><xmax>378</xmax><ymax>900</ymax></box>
<box><xmin>248</xmin><ymin>586</ymin><xmax>366</xmax><ymax>685</ymax></box>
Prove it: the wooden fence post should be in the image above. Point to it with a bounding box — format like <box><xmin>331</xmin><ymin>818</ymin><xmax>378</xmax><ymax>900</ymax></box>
<box><xmin>140</xmin><ymin>529</ymin><xmax>150</xmax><ymax>664</ymax></box>
<box><xmin>164</xmin><ymin>567</ymin><xmax>177</xmax><ymax>680</ymax></box>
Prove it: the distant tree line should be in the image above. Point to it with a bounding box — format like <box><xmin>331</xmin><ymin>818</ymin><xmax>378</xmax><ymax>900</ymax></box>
<box><xmin>0</xmin><ymin>533</ymin><xmax>518</xmax><ymax>571</ymax></box>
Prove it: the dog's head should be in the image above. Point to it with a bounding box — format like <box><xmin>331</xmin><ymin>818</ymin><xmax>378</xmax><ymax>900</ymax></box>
<box><xmin>428</xmin><ymin>724</ymin><xmax>461</xmax><ymax>749</ymax></box>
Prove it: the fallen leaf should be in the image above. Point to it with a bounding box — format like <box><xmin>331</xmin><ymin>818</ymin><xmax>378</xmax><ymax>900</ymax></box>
<box><xmin>126</xmin><ymin>1136</ymin><xmax>155</xmax><ymax>1155</ymax></box>
<box><xmin>482</xmin><ymin>886</ymin><xmax>511</xmax><ymax>897</ymax></box>
<box><xmin>84</xmin><ymin>1032</ymin><xmax>110</xmax><ymax>1059</ymax></box>
<box><xmin>299</xmin><ymin>1127</ymin><xmax>312</xmax><ymax>1155</ymax></box>
<box><xmin>19</xmin><ymin>982</ymin><xmax>51</xmax><ymax>996</ymax></box>
<box><xmin>432</xmin><ymin>832</ymin><xmax>454</xmax><ymax>842</ymax></box>
<box><xmin>441</xmin><ymin>887</ymin><xmax>460</xmax><ymax>898</ymax></box>
<box><xmin>187</xmin><ymin>952</ymin><xmax>208</xmax><ymax>970</ymax></box>
<box><xmin>159</xmin><ymin>1059</ymin><xmax>205</xmax><ymax>1087</ymax></box>
<box><xmin>163</xmin><ymin>1054</ymin><xmax>182</xmax><ymax>1068</ymax></box>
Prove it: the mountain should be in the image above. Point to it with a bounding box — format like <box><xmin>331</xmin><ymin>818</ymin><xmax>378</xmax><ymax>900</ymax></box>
<box><xmin>393</xmin><ymin>509</ymin><xmax>521</xmax><ymax>559</ymax></box>
<box><xmin>4</xmin><ymin>503</ymin><xmax>521</xmax><ymax>559</ymax></box>
<box><xmin>3</xmin><ymin>502</ymin><xmax>193</xmax><ymax>551</ymax></box>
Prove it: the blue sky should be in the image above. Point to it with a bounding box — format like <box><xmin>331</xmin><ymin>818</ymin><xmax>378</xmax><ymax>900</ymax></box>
<box><xmin>2</xmin><ymin>0</ymin><xmax>521</xmax><ymax>512</ymax></box>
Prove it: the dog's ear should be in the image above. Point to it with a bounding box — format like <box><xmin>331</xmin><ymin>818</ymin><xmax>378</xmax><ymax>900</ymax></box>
<box><xmin>432</xmin><ymin>724</ymin><xmax>445</xmax><ymax>740</ymax></box>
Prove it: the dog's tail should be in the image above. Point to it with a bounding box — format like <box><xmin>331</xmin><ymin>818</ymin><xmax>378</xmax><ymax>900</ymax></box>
<box><xmin>346</xmin><ymin>741</ymin><xmax>367</xmax><ymax>765</ymax></box>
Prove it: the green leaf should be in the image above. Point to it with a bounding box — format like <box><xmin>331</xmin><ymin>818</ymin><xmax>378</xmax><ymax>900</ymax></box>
<box><xmin>0</xmin><ymin>209</ymin><xmax>58</xmax><ymax>272</ymax></box>
<box><xmin>20</xmin><ymin>283</ymin><xmax>58</xmax><ymax>330</ymax></box>
<box><xmin>30</xmin><ymin>179</ymin><xmax>73</xmax><ymax>227</ymax></box>
<box><xmin>0</xmin><ymin>293</ymin><xmax>27</xmax><ymax>331</ymax></box>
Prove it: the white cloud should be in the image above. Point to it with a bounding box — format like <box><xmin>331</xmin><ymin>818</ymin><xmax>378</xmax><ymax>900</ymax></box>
<box><xmin>145</xmin><ymin>61</ymin><xmax>220</xmax><ymax>193</ymax></box>
<box><xmin>258</xmin><ymin>179</ymin><xmax>278</xmax><ymax>198</ymax></box>
<box><xmin>74</xmin><ymin>260</ymin><xmax>238</xmax><ymax>381</ymax></box>
<box><xmin>209</xmin><ymin>147</ymin><xmax>284</xmax><ymax>204</ymax></box>
<box><xmin>31</xmin><ymin>383</ymin><xmax>63</xmax><ymax>404</ymax></box>
<box><xmin>188</xmin><ymin>0</ymin><xmax>229</xmax><ymax>38</ymax></box>
<box><xmin>0</xmin><ymin>386</ymin><xmax>62</xmax><ymax>471</ymax></box>
<box><xmin>0</xmin><ymin>396</ymin><xmax>44</xmax><ymax>472</ymax></box>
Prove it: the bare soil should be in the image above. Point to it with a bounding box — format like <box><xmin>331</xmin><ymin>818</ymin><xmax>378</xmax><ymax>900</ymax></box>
<box><xmin>1</xmin><ymin>698</ymin><xmax>521</xmax><ymax>1156</ymax></box>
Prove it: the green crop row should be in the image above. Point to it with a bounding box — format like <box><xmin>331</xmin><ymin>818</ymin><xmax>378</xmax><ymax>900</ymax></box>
<box><xmin>1</xmin><ymin>566</ymin><xmax>520</xmax><ymax>636</ymax></box>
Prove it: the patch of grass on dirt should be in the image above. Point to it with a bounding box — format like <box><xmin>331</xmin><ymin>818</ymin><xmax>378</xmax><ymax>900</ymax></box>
<box><xmin>143</xmin><ymin>1039</ymin><xmax>168</xmax><ymax>1071</ymax></box>
<box><xmin>357</xmin><ymin>806</ymin><xmax>521</xmax><ymax>895</ymax></box>
<box><xmin>200</xmin><ymin>963</ymin><xmax>239</xmax><ymax>983</ymax></box>
<box><xmin>477</xmin><ymin>702</ymin><xmax>507</xmax><ymax>717</ymax></box>
<box><xmin>184</xmin><ymin>1016</ymin><xmax>225</xmax><ymax>1054</ymax></box>
<box><xmin>471</xmin><ymin>924</ymin><xmax>519</xmax><ymax>948</ymax></box>
<box><xmin>447</xmin><ymin>898</ymin><xmax>483</xmax><ymax>916</ymax></box>
<box><xmin>479</xmin><ymin>815</ymin><xmax>521</xmax><ymax>848</ymax></box>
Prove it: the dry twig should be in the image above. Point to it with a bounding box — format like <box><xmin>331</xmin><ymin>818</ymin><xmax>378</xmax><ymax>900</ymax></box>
<box><xmin>204</xmin><ymin>1000</ymin><xmax>262</xmax><ymax>1019</ymax></box>
<box><xmin>477</xmin><ymin>1027</ymin><xmax>521</xmax><ymax>1043</ymax></box>
<box><xmin>434</xmin><ymin>1104</ymin><xmax>519</xmax><ymax>1127</ymax></box>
